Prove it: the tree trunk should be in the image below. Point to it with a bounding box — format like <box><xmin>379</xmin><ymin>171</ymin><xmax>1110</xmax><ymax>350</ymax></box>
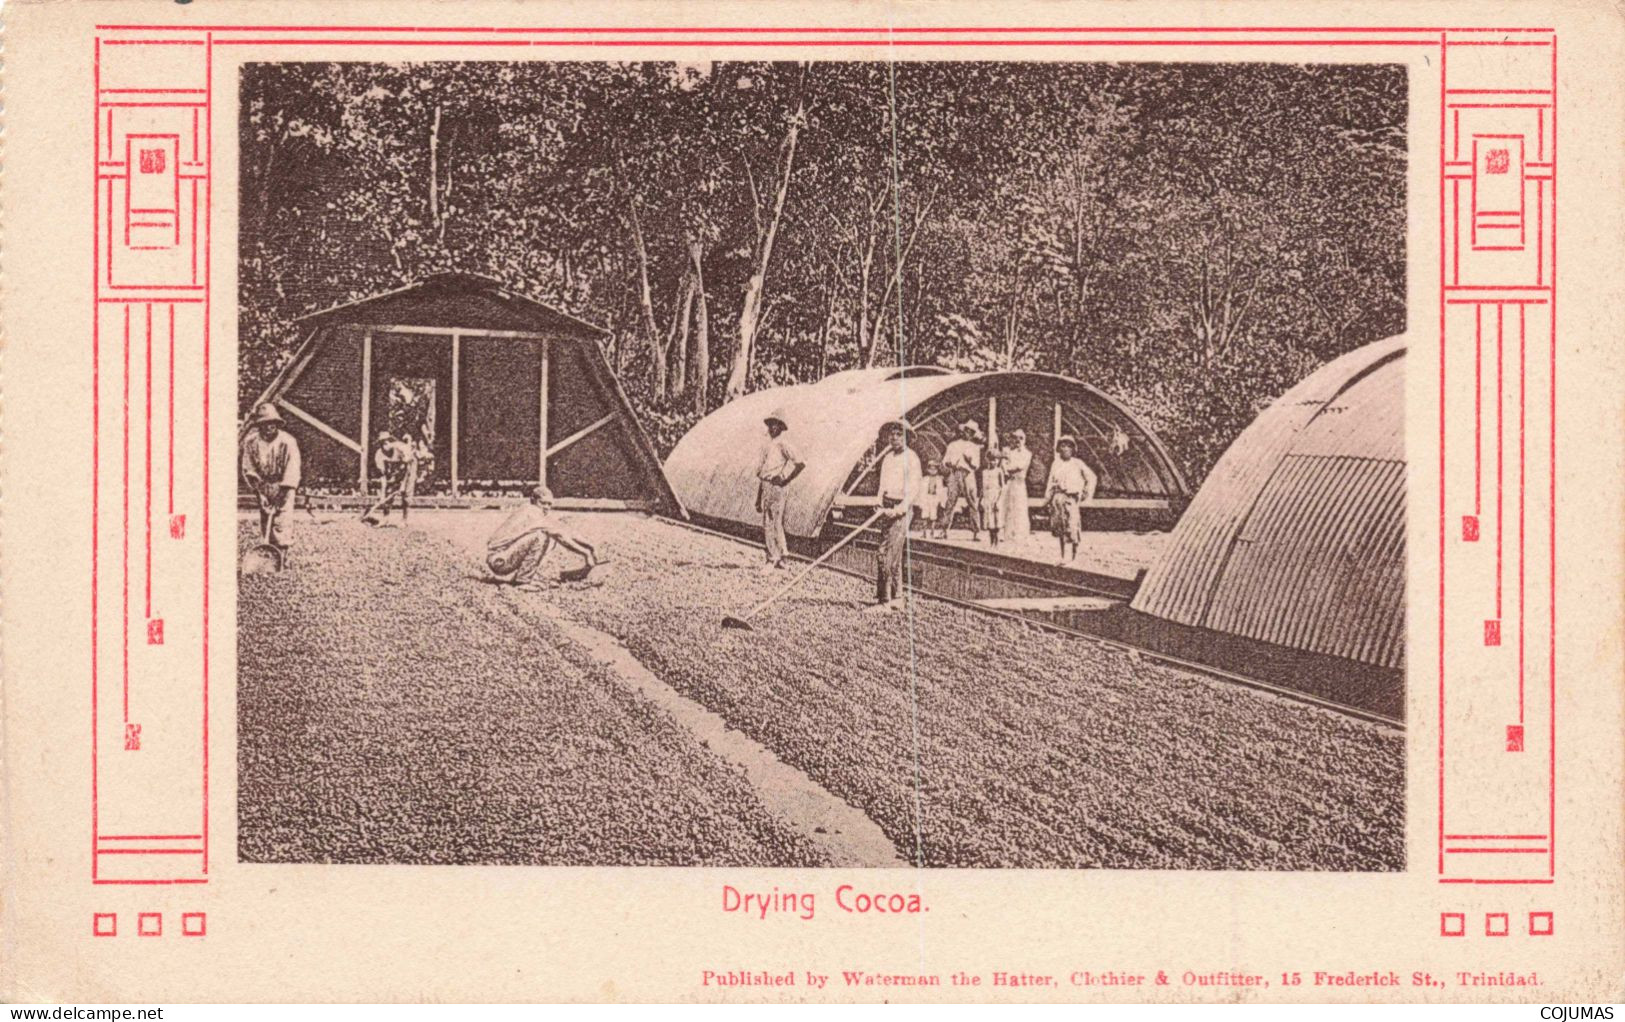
<box><xmin>670</xmin><ymin>273</ymin><xmax>695</xmax><ymax>397</ymax></box>
<box><xmin>727</xmin><ymin>104</ymin><xmax>804</xmax><ymax>402</ymax></box>
<box><xmin>856</xmin><ymin>223</ymin><xmax>877</xmax><ymax>366</ymax></box>
<box><xmin>817</xmin><ymin>274</ymin><xmax>838</xmax><ymax>379</ymax></box>
<box><xmin>627</xmin><ymin>196</ymin><xmax>665</xmax><ymax>399</ymax></box>
<box><xmin>689</xmin><ymin>238</ymin><xmax>710</xmax><ymax>417</ymax></box>
<box><xmin>429</xmin><ymin>104</ymin><xmax>441</xmax><ymax>227</ymax></box>
<box><xmin>1004</xmin><ymin>276</ymin><xmax>1024</xmax><ymax>368</ymax></box>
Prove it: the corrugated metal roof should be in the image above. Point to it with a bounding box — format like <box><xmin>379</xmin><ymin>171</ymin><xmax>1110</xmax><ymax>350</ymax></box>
<box><xmin>1131</xmin><ymin>334</ymin><xmax>1408</xmax><ymax>669</ymax></box>
<box><xmin>665</xmin><ymin>369</ymin><xmax>1189</xmax><ymax>538</ymax></box>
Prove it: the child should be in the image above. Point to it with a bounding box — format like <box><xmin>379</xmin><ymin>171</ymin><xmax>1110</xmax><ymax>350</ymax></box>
<box><xmin>980</xmin><ymin>445</ymin><xmax>1005</xmax><ymax>547</ymax></box>
<box><xmin>914</xmin><ymin>459</ymin><xmax>944</xmax><ymax>533</ymax></box>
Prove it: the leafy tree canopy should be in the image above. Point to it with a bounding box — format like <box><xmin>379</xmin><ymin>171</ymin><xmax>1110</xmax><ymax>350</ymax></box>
<box><xmin>240</xmin><ymin>60</ymin><xmax>1405</xmax><ymax>481</ymax></box>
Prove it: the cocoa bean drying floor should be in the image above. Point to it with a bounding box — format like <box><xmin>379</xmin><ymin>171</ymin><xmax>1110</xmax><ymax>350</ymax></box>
<box><xmin>238</xmin><ymin>510</ymin><xmax>1405</xmax><ymax>871</ymax></box>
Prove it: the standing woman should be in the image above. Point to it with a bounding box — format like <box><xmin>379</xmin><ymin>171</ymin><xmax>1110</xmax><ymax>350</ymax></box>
<box><xmin>999</xmin><ymin>429</ymin><xmax>1033</xmax><ymax>542</ymax></box>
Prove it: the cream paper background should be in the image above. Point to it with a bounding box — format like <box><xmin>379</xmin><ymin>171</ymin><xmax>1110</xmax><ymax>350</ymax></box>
<box><xmin>1</xmin><ymin>0</ymin><xmax>1621</xmax><ymax>1003</ymax></box>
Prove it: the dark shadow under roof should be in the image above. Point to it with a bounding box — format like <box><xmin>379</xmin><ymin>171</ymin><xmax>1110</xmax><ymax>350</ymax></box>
<box><xmin>294</xmin><ymin>272</ymin><xmax>608</xmax><ymax>338</ymax></box>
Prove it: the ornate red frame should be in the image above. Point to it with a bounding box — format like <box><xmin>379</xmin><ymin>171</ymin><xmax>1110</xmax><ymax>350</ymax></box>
<box><xmin>87</xmin><ymin>22</ymin><xmax>1558</xmax><ymax>918</ymax></box>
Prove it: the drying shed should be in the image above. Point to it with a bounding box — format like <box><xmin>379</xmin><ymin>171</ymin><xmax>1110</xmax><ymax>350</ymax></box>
<box><xmin>245</xmin><ymin>272</ymin><xmax>680</xmax><ymax>512</ymax></box>
<box><xmin>1131</xmin><ymin>335</ymin><xmax>1407</xmax><ymax>669</ymax></box>
<box><xmin>664</xmin><ymin>367</ymin><xmax>1190</xmax><ymax>539</ymax></box>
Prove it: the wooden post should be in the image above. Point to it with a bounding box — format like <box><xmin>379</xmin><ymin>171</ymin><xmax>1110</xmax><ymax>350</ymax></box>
<box><xmin>358</xmin><ymin>330</ymin><xmax>373</xmax><ymax>492</ymax></box>
<box><xmin>1053</xmin><ymin>400</ymin><xmax>1062</xmax><ymax>452</ymax></box>
<box><xmin>537</xmin><ymin>336</ymin><xmax>550</xmax><ymax>488</ymax></box>
<box><xmin>449</xmin><ymin>331</ymin><xmax>461</xmax><ymax>497</ymax></box>
<box><xmin>988</xmin><ymin>396</ymin><xmax>999</xmax><ymax>449</ymax></box>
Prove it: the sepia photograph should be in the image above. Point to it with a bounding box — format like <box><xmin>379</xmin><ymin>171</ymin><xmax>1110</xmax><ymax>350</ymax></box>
<box><xmin>235</xmin><ymin>58</ymin><xmax>1408</xmax><ymax>871</ymax></box>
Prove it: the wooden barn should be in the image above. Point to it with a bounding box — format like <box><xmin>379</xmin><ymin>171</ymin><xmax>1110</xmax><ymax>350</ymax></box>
<box><xmin>245</xmin><ymin>272</ymin><xmax>680</xmax><ymax>512</ymax></box>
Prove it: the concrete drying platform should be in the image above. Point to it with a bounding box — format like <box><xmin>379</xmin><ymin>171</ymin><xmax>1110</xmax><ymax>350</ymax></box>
<box><xmin>973</xmin><ymin>595</ymin><xmax>1121</xmax><ymax>612</ymax></box>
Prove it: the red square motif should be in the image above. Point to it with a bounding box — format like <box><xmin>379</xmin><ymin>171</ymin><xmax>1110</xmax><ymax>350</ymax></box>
<box><xmin>1484</xmin><ymin>620</ymin><xmax>1501</xmax><ymax>646</ymax></box>
<box><xmin>93</xmin><ymin>913</ymin><xmax>117</xmax><ymax>937</ymax></box>
<box><xmin>1486</xmin><ymin>912</ymin><xmax>1510</xmax><ymax>937</ymax></box>
<box><xmin>1441</xmin><ymin>912</ymin><xmax>1466</xmax><ymax>937</ymax></box>
<box><xmin>1461</xmin><ymin>515</ymin><xmax>1480</xmax><ymax>542</ymax></box>
<box><xmin>1506</xmin><ymin>725</ymin><xmax>1524</xmax><ymax>752</ymax></box>
<box><xmin>1529</xmin><ymin>911</ymin><xmax>1553</xmax><ymax>936</ymax></box>
<box><xmin>137</xmin><ymin>912</ymin><xmax>162</xmax><ymax>937</ymax></box>
<box><xmin>1485</xmin><ymin>148</ymin><xmax>1510</xmax><ymax>174</ymax></box>
<box><xmin>181</xmin><ymin>912</ymin><xmax>206</xmax><ymax>937</ymax></box>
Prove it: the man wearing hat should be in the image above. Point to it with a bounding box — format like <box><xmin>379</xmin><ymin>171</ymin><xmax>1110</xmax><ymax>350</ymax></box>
<box><xmin>755</xmin><ymin>409</ymin><xmax>805</xmax><ymax>570</ymax></box>
<box><xmin>1044</xmin><ymin>434</ymin><xmax>1097</xmax><ymax>564</ymax></box>
<box><xmin>872</xmin><ymin>419</ymin><xmax>923</xmax><ymax>609</ymax></box>
<box><xmin>485</xmin><ymin>485</ymin><xmax>601</xmax><ymax>591</ymax></box>
<box><xmin>241</xmin><ymin>403</ymin><xmax>303</xmax><ymax>559</ymax></box>
<box><xmin>935</xmin><ymin>419</ymin><xmax>984</xmax><ymax>540</ymax></box>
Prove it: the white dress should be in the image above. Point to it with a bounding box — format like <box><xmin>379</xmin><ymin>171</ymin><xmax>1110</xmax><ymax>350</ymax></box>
<box><xmin>999</xmin><ymin>447</ymin><xmax>1033</xmax><ymax>540</ymax></box>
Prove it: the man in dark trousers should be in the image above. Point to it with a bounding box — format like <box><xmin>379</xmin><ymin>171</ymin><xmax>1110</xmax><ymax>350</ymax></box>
<box><xmin>871</xmin><ymin>420</ymin><xmax>922</xmax><ymax>611</ymax></box>
<box><xmin>935</xmin><ymin>419</ymin><xmax>984</xmax><ymax>540</ymax></box>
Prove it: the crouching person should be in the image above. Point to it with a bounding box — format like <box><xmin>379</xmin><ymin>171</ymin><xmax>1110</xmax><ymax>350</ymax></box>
<box><xmin>485</xmin><ymin>485</ymin><xmax>599</xmax><ymax>591</ymax></box>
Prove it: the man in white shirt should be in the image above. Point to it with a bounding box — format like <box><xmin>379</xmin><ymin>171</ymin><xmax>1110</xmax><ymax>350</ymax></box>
<box><xmin>872</xmin><ymin>420</ymin><xmax>923</xmax><ymax>609</ymax></box>
<box><xmin>755</xmin><ymin>410</ymin><xmax>805</xmax><ymax>570</ymax></box>
<box><xmin>240</xmin><ymin>403</ymin><xmax>302</xmax><ymax>558</ymax></box>
<box><xmin>935</xmin><ymin>420</ymin><xmax>984</xmax><ymax>540</ymax></box>
<box><xmin>1044</xmin><ymin>435</ymin><xmax>1097</xmax><ymax>564</ymax></box>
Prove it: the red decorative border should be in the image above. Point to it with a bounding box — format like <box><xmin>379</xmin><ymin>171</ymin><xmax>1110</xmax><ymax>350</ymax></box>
<box><xmin>87</xmin><ymin>23</ymin><xmax>1558</xmax><ymax>895</ymax></box>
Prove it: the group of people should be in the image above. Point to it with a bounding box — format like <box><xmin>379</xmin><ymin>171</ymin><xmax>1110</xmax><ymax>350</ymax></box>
<box><xmin>916</xmin><ymin>418</ymin><xmax>1099</xmax><ymax>562</ymax></box>
<box><xmin>240</xmin><ymin>402</ymin><xmax>599</xmax><ymax>589</ymax></box>
<box><xmin>245</xmin><ymin>393</ymin><xmax>1096</xmax><ymax>610</ymax></box>
<box><xmin>918</xmin><ymin>420</ymin><xmax>1035</xmax><ymax>546</ymax></box>
<box><xmin>754</xmin><ymin>410</ymin><xmax>1101</xmax><ymax>612</ymax></box>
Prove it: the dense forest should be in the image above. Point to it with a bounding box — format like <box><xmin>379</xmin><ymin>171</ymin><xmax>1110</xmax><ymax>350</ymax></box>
<box><xmin>239</xmin><ymin>60</ymin><xmax>1405</xmax><ymax>482</ymax></box>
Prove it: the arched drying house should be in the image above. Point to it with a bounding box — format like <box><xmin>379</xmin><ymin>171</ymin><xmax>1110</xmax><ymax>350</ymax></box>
<box><xmin>665</xmin><ymin>367</ymin><xmax>1190</xmax><ymax>539</ymax></box>
<box><xmin>1131</xmin><ymin>335</ymin><xmax>1407</xmax><ymax>669</ymax></box>
<box><xmin>245</xmin><ymin>272</ymin><xmax>680</xmax><ymax>512</ymax></box>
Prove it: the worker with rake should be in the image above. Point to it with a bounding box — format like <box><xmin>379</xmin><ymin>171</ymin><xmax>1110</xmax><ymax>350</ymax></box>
<box><xmin>871</xmin><ymin>420</ymin><xmax>923</xmax><ymax>611</ymax></box>
<box><xmin>240</xmin><ymin>403</ymin><xmax>302</xmax><ymax>564</ymax></box>
<box><xmin>756</xmin><ymin>409</ymin><xmax>805</xmax><ymax>571</ymax></box>
<box><xmin>485</xmin><ymin>485</ymin><xmax>602</xmax><ymax>591</ymax></box>
<box><xmin>1044</xmin><ymin>435</ymin><xmax>1097</xmax><ymax>564</ymax></box>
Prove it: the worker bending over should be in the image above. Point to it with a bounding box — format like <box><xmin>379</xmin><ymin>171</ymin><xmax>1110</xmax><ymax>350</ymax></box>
<box><xmin>485</xmin><ymin>485</ymin><xmax>600</xmax><ymax>591</ymax></box>
<box><xmin>362</xmin><ymin>430</ymin><xmax>418</xmax><ymax>526</ymax></box>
